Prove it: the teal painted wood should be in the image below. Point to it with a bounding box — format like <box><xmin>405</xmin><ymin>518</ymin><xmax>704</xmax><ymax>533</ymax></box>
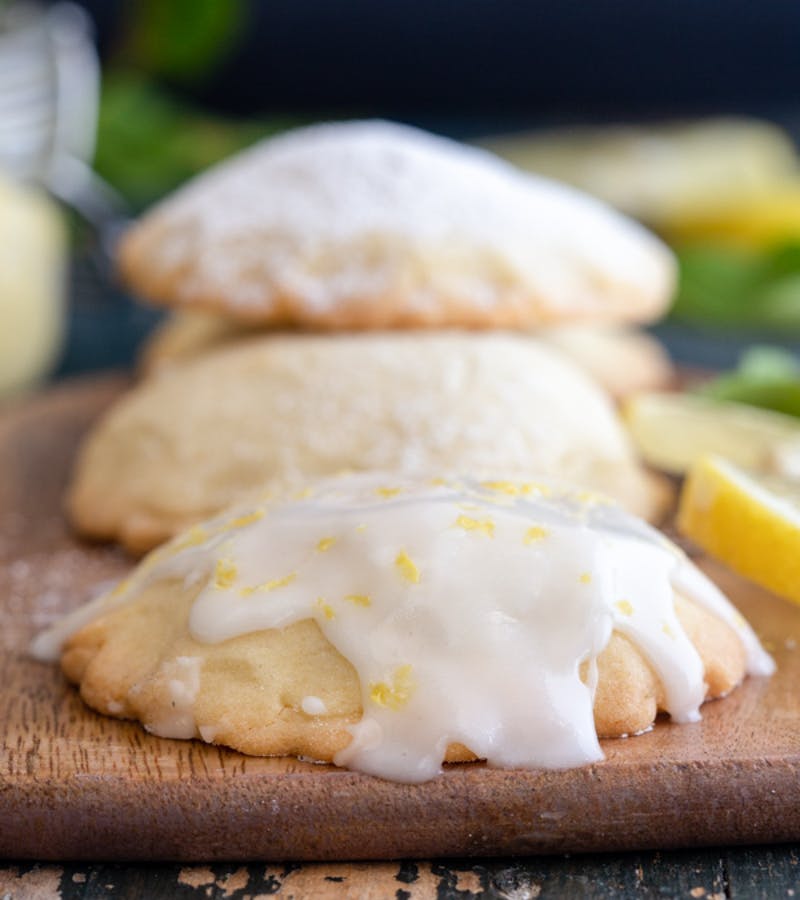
<box><xmin>727</xmin><ymin>845</ymin><xmax>800</xmax><ymax>900</ymax></box>
<box><xmin>4</xmin><ymin>850</ymin><xmax>798</xmax><ymax>899</ymax></box>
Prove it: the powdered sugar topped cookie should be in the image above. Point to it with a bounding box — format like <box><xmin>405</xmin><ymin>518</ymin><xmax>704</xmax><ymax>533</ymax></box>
<box><xmin>119</xmin><ymin>120</ymin><xmax>675</xmax><ymax>329</ymax></box>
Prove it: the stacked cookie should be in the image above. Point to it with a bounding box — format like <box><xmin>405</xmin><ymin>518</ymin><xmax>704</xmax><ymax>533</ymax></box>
<box><xmin>68</xmin><ymin>120</ymin><xmax>676</xmax><ymax>554</ymax></box>
<box><xmin>44</xmin><ymin>122</ymin><xmax>776</xmax><ymax>780</ymax></box>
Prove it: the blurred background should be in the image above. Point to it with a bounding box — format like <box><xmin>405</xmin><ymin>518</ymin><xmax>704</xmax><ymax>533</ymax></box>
<box><xmin>3</xmin><ymin>0</ymin><xmax>800</xmax><ymax>400</ymax></box>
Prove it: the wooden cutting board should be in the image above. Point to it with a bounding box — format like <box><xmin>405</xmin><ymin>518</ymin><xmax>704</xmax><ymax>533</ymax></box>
<box><xmin>2</xmin><ymin>376</ymin><xmax>800</xmax><ymax>862</ymax></box>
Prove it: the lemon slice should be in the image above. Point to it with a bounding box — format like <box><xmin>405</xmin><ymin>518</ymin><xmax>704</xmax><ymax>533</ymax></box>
<box><xmin>624</xmin><ymin>392</ymin><xmax>800</xmax><ymax>477</ymax></box>
<box><xmin>678</xmin><ymin>455</ymin><xmax>800</xmax><ymax>604</ymax></box>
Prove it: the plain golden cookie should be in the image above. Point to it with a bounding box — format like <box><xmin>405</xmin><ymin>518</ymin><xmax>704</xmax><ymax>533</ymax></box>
<box><xmin>539</xmin><ymin>324</ymin><xmax>675</xmax><ymax>400</ymax></box>
<box><xmin>140</xmin><ymin>311</ymin><xmax>675</xmax><ymax>401</ymax></box>
<box><xmin>68</xmin><ymin>332</ymin><xmax>669</xmax><ymax>554</ymax></box>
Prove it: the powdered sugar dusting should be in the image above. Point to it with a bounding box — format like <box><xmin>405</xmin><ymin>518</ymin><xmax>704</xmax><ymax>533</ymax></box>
<box><xmin>3</xmin><ymin>544</ymin><xmax>130</xmax><ymax>653</ymax></box>
<box><xmin>127</xmin><ymin>121</ymin><xmax>675</xmax><ymax>323</ymax></box>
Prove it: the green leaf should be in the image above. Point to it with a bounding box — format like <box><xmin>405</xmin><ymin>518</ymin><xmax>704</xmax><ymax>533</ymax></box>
<box><xmin>670</xmin><ymin>244</ymin><xmax>761</xmax><ymax>326</ymax></box>
<box><xmin>670</xmin><ymin>241</ymin><xmax>800</xmax><ymax>332</ymax></box>
<box><xmin>738</xmin><ymin>346</ymin><xmax>800</xmax><ymax>380</ymax></box>
<box><xmin>94</xmin><ymin>72</ymin><xmax>297</xmax><ymax>208</ymax></box>
<box><xmin>123</xmin><ymin>0</ymin><xmax>247</xmax><ymax>81</ymax></box>
<box><xmin>699</xmin><ymin>345</ymin><xmax>800</xmax><ymax>418</ymax></box>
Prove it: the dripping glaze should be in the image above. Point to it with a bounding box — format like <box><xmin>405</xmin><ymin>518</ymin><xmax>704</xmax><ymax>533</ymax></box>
<box><xmin>32</xmin><ymin>474</ymin><xmax>774</xmax><ymax>783</ymax></box>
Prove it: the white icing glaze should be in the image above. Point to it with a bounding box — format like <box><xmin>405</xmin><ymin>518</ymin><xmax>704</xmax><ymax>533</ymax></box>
<box><xmin>141</xmin><ymin>655</ymin><xmax>202</xmax><ymax>739</ymax></box>
<box><xmin>198</xmin><ymin>724</ymin><xmax>219</xmax><ymax>743</ymax></box>
<box><xmin>32</xmin><ymin>474</ymin><xmax>774</xmax><ymax>783</ymax></box>
<box><xmin>301</xmin><ymin>696</ymin><xmax>328</xmax><ymax>716</ymax></box>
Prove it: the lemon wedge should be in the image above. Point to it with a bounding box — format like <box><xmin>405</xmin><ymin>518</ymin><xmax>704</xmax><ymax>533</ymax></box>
<box><xmin>678</xmin><ymin>455</ymin><xmax>800</xmax><ymax>605</ymax></box>
<box><xmin>624</xmin><ymin>392</ymin><xmax>800</xmax><ymax>477</ymax></box>
<box><xmin>478</xmin><ymin>118</ymin><xmax>797</xmax><ymax>226</ymax></box>
<box><xmin>662</xmin><ymin>183</ymin><xmax>800</xmax><ymax>249</ymax></box>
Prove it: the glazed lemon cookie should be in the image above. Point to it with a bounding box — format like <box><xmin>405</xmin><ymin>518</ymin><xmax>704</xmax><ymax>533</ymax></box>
<box><xmin>119</xmin><ymin>121</ymin><xmax>675</xmax><ymax>330</ymax></box>
<box><xmin>67</xmin><ymin>332</ymin><xmax>669</xmax><ymax>554</ymax></box>
<box><xmin>34</xmin><ymin>474</ymin><xmax>773</xmax><ymax>783</ymax></box>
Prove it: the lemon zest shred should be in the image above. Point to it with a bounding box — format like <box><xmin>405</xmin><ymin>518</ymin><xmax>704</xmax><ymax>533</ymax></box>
<box><xmin>239</xmin><ymin>572</ymin><xmax>296</xmax><ymax>595</ymax></box>
<box><xmin>482</xmin><ymin>480</ymin><xmax>520</xmax><ymax>496</ymax></box>
<box><xmin>265</xmin><ymin>572</ymin><xmax>296</xmax><ymax>591</ymax></box>
<box><xmin>225</xmin><ymin>508</ymin><xmax>265</xmax><ymax>530</ymax></box>
<box><xmin>316</xmin><ymin>597</ymin><xmax>335</xmax><ymax>620</ymax></box>
<box><xmin>615</xmin><ymin>599</ymin><xmax>634</xmax><ymax>617</ymax></box>
<box><xmin>524</xmin><ymin>526</ymin><xmax>549</xmax><ymax>545</ymax></box>
<box><xmin>369</xmin><ymin>664</ymin><xmax>415</xmax><ymax>711</ymax></box>
<box><xmin>173</xmin><ymin>525</ymin><xmax>209</xmax><ymax>552</ymax></box>
<box><xmin>455</xmin><ymin>514</ymin><xmax>495</xmax><ymax>537</ymax></box>
<box><xmin>395</xmin><ymin>549</ymin><xmax>421</xmax><ymax>584</ymax></box>
<box><xmin>520</xmin><ymin>482</ymin><xmax>550</xmax><ymax>496</ymax></box>
<box><xmin>215</xmin><ymin>558</ymin><xmax>238</xmax><ymax>589</ymax></box>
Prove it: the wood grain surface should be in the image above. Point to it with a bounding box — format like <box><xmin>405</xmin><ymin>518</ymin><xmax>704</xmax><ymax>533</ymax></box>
<box><xmin>2</xmin><ymin>376</ymin><xmax>800</xmax><ymax>863</ymax></box>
